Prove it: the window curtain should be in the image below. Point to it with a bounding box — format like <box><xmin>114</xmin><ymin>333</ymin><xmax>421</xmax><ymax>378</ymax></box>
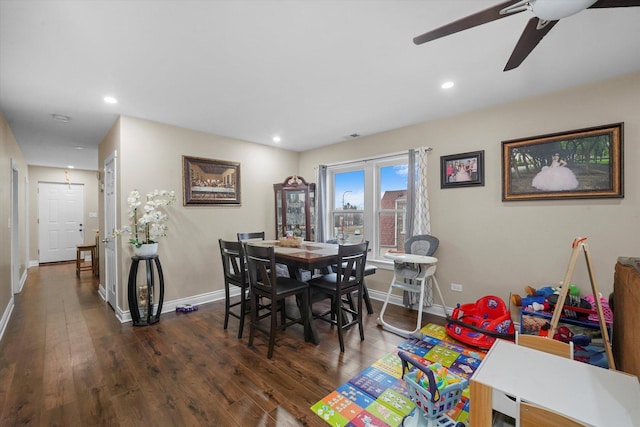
<box><xmin>315</xmin><ymin>165</ymin><xmax>327</xmax><ymax>243</ymax></box>
<box><xmin>403</xmin><ymin>147</ymin><xmax>432</xmax><ymax>308</ymax></box>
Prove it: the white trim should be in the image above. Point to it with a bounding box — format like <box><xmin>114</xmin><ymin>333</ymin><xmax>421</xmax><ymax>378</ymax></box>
<box><xmin>118</xmin><ymin>289</ymin><xmax>229</xmax><ymax>323</ymax></box>
<box><xmin>0</xmin><ymin>296</ymin><xmax>15</xmax><ymax>345</ymax></box>
<box><xmin>18</xmin><ymin>269</ymin><xmax>27</xmax><ymax>294</ymax></box>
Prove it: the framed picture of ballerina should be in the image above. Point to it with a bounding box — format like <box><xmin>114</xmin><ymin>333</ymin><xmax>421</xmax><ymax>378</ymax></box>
<box><xmin>440</xmin><ymin>150</ymin><xmax>485</xmax><ymax>189</ymax></box>
<box><xmin>502</xmin><ymin>123</ymin><xmax>623</xmax><ymax>201</ymax></box>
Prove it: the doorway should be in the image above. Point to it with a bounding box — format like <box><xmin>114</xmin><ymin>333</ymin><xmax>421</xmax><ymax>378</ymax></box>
<box><xmin>38</xmin><ymin>182</ymin><xmax>85</xmax><ymax>263</ymax></box>
<box><xmin>11</xmin><ymin>161</ymin><xmax>19</xmax><ymax>293</ymax></box>
<box><xmin>104</xmin><ymin>154</ymin><xmax>118</xmax><ymax>310</ymax></box>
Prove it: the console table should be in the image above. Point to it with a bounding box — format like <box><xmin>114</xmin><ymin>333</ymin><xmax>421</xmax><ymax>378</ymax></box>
<box><xmin>127</xmin><ymin>255</ymin><xmax>165</xmax><ymax>326</ymax></box>
<box><xmin>469</xmin><ymin>339</ymin><xmax>640</xmax><ymax>426</ymax></box>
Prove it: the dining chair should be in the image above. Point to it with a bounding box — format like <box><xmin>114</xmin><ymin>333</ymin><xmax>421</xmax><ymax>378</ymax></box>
<box><xmin>244</xmin><ymin>243</ymin><xmax>310</xmax><ymax>359</ymax></box>
<box><xmin>218</xmin><ymin>239</ymin><xmax>250</xmax><ymax>338</ymax></box>
<box><xmin>515</xmin><ymin>331</ymin><xmax>574</xmax><ymax>359</ymax></box>
<box><xmin>237</xmin><ymin>231</ymin><xmax>265</xmax><ymax>241</ymax></box>
<box><xmin>309</xmin><ymin>241</ymin><xmax>369</xmax><ymax>352</ymax></box>
<box><xmin>519</xmin><ymin>400</ymin><xmax>586</xmax><ymax>427</ymax></box>
<box><xmin>326</xmin><ymin>239</ymin><xmax>375</xmax><ymax>315</ymax></box>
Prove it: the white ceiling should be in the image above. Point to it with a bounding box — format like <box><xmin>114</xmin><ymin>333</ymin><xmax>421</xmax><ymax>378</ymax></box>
<box><xmin>2</xmin><ymin>0</ymin><xmax>639</xmax><ymax>171</ymax></box>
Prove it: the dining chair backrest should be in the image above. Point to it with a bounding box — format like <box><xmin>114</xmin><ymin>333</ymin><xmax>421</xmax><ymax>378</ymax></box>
<box><xmin>515</xmin><ymin>331</ymin><xmax>574</xmax><ymax>359</ymax></box>
<box><xmin>404</xmin><ymin>234</ymin><xmax>439</xmax><ymax>256</ymax></box>
<box><xmin>335</xmin><ymin>241</ymin><xmax>369</xmax><ymax>288</ymax></box>
<box><xmin>237</xmin><ymin>231</ymin><xmax>265</xmax><ymax>241</ymax></box>
<box><xmin>219</xmin><ymin>239</ymin><xmax>246</xmax><ymax>285</ymax></box>
<box><xmin>244</xmin><ymin>243</ymin><xmax>277</xmax><ymax>297</ymax></box>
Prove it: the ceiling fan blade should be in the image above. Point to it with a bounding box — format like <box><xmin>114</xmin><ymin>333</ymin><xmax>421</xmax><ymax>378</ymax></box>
<box><xmin>589</xmin><ymin>0</ymin><xmax>640</xmax><ymax>7</ymax></box>
<box><xmin>504</xmin><ymin>17</ymin><xmax>558</xmax><ymax>71</ymax></box>
<box><xmin>413</xmin><ymin>0</ymin><xmax>524</xmax><ymax>45</ymax></box>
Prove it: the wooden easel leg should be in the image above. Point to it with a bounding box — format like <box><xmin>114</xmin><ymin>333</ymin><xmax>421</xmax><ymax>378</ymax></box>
<box><xmin>548</xmin><ymin>243</ymin><xmax>581</xmax><ymax>339</ymax></box>
<box><xmin>549</xmin><ymin>238</ymin><xmax>615</xmax><ymax>370</ymax></box>
<box><xmin>581</xmin><ymin>243</ymin><xmax>616</xmax><ymax>370</ymax></box>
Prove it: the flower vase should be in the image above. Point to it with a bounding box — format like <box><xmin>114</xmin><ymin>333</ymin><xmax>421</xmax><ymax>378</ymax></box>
<box><xmin>133</xmin><ymin>243</ymin><xmax>158</xmax><ymax>257</ymax></box>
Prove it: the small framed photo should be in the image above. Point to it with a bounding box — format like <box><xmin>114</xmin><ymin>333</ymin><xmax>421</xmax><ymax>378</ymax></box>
<box><xmin>441</xmin><ymin>150</ymin><xmax>485</xmax><ymax>189</ymax></box>
<box><xmin>182</xmin><ymin>155</ymin><xmax>241</xmax><ymax>206</ymax></box>
<box><xmin>502</xmin><ymin>123</ymin><xmax>623</xmax><ymax>201</ymax></box>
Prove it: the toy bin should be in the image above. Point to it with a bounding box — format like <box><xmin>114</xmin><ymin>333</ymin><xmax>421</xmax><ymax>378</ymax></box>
<box><xmin>399</xmin><ymin>351</ymin><xmax>467</xmax><ymax>426</ymax></box>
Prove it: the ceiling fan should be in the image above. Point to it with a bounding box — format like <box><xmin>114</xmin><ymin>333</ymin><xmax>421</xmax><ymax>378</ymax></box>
<box><xmin>413</xmin><ymin>0</ymin><xmax>640</xmax><ymax>71</ymax></box>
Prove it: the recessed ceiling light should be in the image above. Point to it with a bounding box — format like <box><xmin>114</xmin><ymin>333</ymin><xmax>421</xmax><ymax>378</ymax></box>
<box><xmin>441</xmin><ymin>81</ymin><xmax>454</xmax><ymax>89</ymax></box>
<box><xmin>51</xmin><ymin>114</ymin><xmax>71</xmax><ymax>122</ymax></box>
<box><xmin>104</xmin><ymin>96</ymin><xmax>118</xmax><ymax>104</ymax></box>
<box><xmin>74</xmin><ymin>146</ymin><xmax>84</xmax><ymax>150</ymax></box>
<box><xmin>273</xmin><ymin>136</ymin><xmax>281</xmax><ymax>143</ymax></box>
<box><xmin>67</xmin><ymin>165</ymin><xmax>75</xmax><ymax>169</ymax></box>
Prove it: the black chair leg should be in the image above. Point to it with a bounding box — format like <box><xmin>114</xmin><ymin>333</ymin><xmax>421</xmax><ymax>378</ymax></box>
<box><xmin>336</xmin><ymin>294</ymin><xmax>346</xmax><ymax>353</ymax></box>
<box><xmin>237</xmin><ymin>289</ymin><xmax>246</xmax><ymax>339</ymax></box>
<box><xmin>358</xmin><ymin>285</ymin><xmax>365</xmax><ymax>341</ymax></box>
<box><xmin>223</xmin><ymin>286</ymin><xmax>231</xmax><ymax>330</ymax></box>
<box><xmin>248</xmin><ymin>293</ymin><xmax>257</xmax><ymax>348</ymax></box>
<box><xmin>363</xmin><ymin>281</ymin><xmax>374</xmax><ymax>315</ymax></box>
<box><xmin>268</xmin><ymin>301</ymin><xmax>278</xmax><ymax>359</ymax></box>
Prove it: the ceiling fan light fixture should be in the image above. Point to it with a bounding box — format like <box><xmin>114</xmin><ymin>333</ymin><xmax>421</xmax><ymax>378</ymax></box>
<box><xmin>530</xmin><ymin>0</ymin><xmax>599</xmax><ymax>20</ymax></box>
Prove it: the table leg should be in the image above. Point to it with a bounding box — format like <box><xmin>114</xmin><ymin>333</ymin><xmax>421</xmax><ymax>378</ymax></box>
<box><xmin>470</xmin><ymin>380</ymin><xmax>493</xmax><ymax>427</ymax></box>
<box><xmin>286</xmin><ymin>264</ymin><xmax>320</xmax><ymax>345</ymax></box>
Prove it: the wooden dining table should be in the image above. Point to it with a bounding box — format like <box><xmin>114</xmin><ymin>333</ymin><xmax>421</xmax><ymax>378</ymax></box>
<box><xmin>246</xmin><ymin>240</ymin><xmax>341</xmax><ymax>344</ymax></box>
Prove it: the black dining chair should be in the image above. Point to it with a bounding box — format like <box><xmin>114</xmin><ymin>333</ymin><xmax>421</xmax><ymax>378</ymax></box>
<box><xmin>326</xmin><ymin>239</ymin><xmax>375</xmax><ymax>315</ymax></box>
<box><xmin>218</xmin><ymin>239</ymin><xmax>250</xmax><ymax>338</ymax></box>
<box><xmin>237</xmin><ymin>231</ymin><xmax>265</xmax><ymax>241</ymax></box>
<box><xmin>309</xmin><ymin>241</ymin><xmax>369</xmax><ymax>352</ymax></box>
<box><xmin>244</xmin><ymin>243</ymin><xmax>311</xmax><ymax>359</ymax></box>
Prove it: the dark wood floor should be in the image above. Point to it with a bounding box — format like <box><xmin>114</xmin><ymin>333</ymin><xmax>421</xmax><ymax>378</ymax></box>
<box><xmin>0</xmin><ymin>262</ymin><xmax>445</xmax><ymax>426</ymax></box>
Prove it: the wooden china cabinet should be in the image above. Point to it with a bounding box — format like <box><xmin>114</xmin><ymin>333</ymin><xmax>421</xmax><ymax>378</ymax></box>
<box><xmin>274</xmin><ymin>176</ymin><xmax>315</xmax><ymax>241</ymax></box>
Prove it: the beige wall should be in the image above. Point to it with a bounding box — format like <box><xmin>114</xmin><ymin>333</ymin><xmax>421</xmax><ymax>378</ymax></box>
<box><xmin>0</xmin><ymin>112</ymin><xmax>28</xmax><ymax>324</ymax></box>
<box><xmin>101</xmin><ymin>116</ymin><xmax>300</xmax><ymax>312</ymax></box>
<box><xmin>299</xmin><ymin>71</ymin><xmax>640</xmax><ymax>306</ymax></box>
<box><xmin>28</xmin><ymin>166</ymin><xmax>100</xmax><ymax>263</ymax></box>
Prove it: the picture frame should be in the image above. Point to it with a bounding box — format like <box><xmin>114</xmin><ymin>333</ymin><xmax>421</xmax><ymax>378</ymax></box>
<box><xmin>441</xmin><ymin>150</ymin><xmax>485</xmax><ymax>188</ymax></box>
<box><xmin>502</xmin><ymin>123</ymin><xmax>623</xmax><ymax>201</ymax></box>
<box><xmin>182</xmin><ymin>155</ymin><xmax>241</xmax><ymax>206</ymax></box>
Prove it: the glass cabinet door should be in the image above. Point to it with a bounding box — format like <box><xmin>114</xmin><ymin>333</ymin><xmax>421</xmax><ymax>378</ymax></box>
<box><xmin>274</xmin><ymin>176</ymin><xmax>316</xmax><ymax>241</ymax></box>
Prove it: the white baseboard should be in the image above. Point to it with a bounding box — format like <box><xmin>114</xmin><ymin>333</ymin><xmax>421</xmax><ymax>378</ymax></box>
<box><xmin>120</xmin><ymin>289</ymin><xmax>227</xmax><ymax>323</ymax></box>
<box><xmin>18</xmin><ymin>269</ymin><xmax>27</xmax><ymax>293</ymax></box>
<box><xmin>0</xmin><ymin>296</ymin><xmax>15</xmax><ymax>346</ymax></box>
<box><xmin>366</xmin><ymin>288</ymin><xmax>450</xmax><ymax>319</ymax></box>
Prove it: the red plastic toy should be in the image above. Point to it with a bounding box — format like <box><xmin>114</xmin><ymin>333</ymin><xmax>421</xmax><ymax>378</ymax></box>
<box><xmin>445</xmin><ymin>295</ymin><xmax>515</xmax><ymax>349</ymax></box>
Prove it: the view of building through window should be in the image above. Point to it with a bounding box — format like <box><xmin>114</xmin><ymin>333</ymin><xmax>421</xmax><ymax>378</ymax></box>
<box><xmin>329</xmin><ymin>157</ymin><xmax>408</xmax><ymax>260</ymax></box>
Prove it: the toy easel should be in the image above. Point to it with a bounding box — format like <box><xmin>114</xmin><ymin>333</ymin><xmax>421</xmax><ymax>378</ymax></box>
<box><xmin>547</xmin><ymin>237</ymin><xmax>615</xmax><ymax>370</ymax></box>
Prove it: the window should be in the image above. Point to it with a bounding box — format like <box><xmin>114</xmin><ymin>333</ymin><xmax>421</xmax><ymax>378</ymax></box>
<box><xmin>327</xmin><ymin>154</ymin><xmax>408</xmax><ymax>262</ymax></box>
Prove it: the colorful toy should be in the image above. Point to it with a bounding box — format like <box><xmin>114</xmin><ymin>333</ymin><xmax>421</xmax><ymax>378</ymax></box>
<box><xmin>445</xmin><ymin>295</ymin><xmax>515</xmax><ymax>349</ymax></box>
<box><xmin>399</xmin><ymin>351</ymin><xmax>468</xmax><ymax>427</ymax></box>
<box><xmin>511</xmin><ymin>284</ymin><xmax>579</xmax><ymax>308</ymax></box>
<box><xmin>176</xmin><ymin>304</ymin><xmax>199</xmax><ymax>313</ymax></box>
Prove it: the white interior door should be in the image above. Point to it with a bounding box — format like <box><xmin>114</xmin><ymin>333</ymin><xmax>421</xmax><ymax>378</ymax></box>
<box><xmin>11</xmin><ymin>161</ymin><xmax>19</xmax><ymax>293</ymax></box>
<box><xmin>104</xmin><ymin>154</ymin><xmax>117</xmax><ymax>309</ymax></box>
<box><xmin>38</xmin><ymin>182</ymin><xmax>84</xmax><ymax>263</ymax></box>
